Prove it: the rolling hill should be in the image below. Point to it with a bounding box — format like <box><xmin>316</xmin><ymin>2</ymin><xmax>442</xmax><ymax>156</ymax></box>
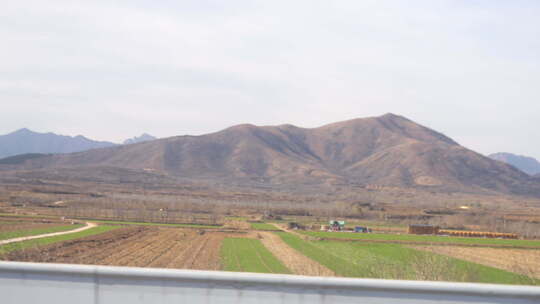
<box><xmin>489</xmin><ymin>152</ymin><xmax>540</xmax><ymax>176</ymax></box>
<box><xmin>1</xmin><ymin>114</ymin><xmax>539</xmax><ymax>196</ymax></box>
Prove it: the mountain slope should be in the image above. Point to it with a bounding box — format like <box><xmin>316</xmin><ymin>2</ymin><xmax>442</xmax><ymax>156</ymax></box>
<box><xmin>0</xmin><ymin>129</ymin><xmax>116</xmax><ymax>158</ymax></box>
<box><xmin>489</xmin><ymin>152</ymin><xmax>540</xmax><ymax>176</ymax></box>
<box><xmin>1</xmin><ymin>114</ymin><xmax>538</xmax><ymax>196</ymax></box>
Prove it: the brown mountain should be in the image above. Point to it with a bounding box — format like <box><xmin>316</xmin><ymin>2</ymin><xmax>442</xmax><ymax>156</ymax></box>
<box><xmin>1</xmin><ymin>114</ymin><xmax>538</xmax><ymax>196</ymax></box>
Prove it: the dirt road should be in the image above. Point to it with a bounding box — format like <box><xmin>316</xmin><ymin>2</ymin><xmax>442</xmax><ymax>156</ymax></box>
<box><xmin>0</xmin><ymin>222</ymin><xmax>96</xmax><ymax>246</ymax></box>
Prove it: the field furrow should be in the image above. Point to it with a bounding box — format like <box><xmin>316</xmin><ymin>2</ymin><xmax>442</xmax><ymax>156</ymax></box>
<box><xmin>98</xmin><ymin>228</ymin><xmax>165</xmax><ymax>266</ymax></box>
<box><xmin>4</xmin><ymin>226</ymin><xmax>229</xmax><ymax>271</ymax></box>
<box><xmin>153</xmin><ymin>234</ymin><xmax>198</xmax><ymax>268</ymax></box>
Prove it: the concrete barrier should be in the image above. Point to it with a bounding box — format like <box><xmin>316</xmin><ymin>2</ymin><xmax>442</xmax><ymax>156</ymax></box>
<box><xmin>1</xmin><ymin>261</ymin><xmax>539</xmax><ymax>303</ymax></box>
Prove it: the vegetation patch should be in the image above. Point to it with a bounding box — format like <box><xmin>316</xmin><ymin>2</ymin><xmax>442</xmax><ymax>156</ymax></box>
<box><xmin>300</xmin><ymin>231</ymin><xmax>540</xmax><ymax>247</ymax></box>
<box><xmin>221</xmin><ymin>238</ymin><xmax>290</xmax><ymax>274</ymax></box>
<box><xmin>249</xmin><ymin>222</ymin><xmax>280</xmax><ymax>231</ymax></box>
<box><xmin>0</xmin><ymin>225</ymin><xmax>118</xmax><ymax>255</ymax></box>
<box><xmin>0</xmin><ymin>224</ymin><xmax>84</xmax><ymax>241</ymax></box>
<box><xmin>276</xmin><ymin>232</ymin><xmax>533</xmax><ymax>285</ymax></box>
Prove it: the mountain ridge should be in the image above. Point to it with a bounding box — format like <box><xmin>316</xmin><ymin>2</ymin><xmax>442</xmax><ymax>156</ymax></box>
<box><xmin>1</xmin><ymin>114</ymin><xmax>538</xmax><ymax>197</ymax></box>
<box><xmin>0</xmin><ymin>128</ymin><xmax>117</xmax><ymax>159</ymax></box>
<box><xmin>0</xmin><ymin>129</ymin><xmax>160</xmax><ymax>158</ymax></box>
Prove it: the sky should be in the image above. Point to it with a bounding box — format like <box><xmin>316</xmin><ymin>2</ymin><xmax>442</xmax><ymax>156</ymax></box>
<box><xmin>1</xmin><ymin>1</ymin><xmax>539</xmax><ymax>158</ymax></box>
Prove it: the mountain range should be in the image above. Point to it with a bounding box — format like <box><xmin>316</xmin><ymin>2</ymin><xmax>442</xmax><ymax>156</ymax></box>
<box><xmin>0</xmin><ymin>129</ymin><xmax>156</xmax><ymax>159</ymax></box>
<box><xmin>1</xmin><ymin>114</ymin><xmax>539</xmax><ymax>197</ymax></box>
<box><xmin>488</xmin><ymin>152</ymin><xmax>540</xmax><ymax>176</ymax></box>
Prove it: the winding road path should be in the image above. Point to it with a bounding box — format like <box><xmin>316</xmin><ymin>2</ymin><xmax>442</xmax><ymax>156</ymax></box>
<box><xmin>0</xmin><ymin>222</ymin><xmax>96</xmax><ymax>246</ymax></box>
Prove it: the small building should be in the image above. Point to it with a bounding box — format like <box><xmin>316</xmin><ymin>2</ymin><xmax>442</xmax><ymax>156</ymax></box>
<box><xmin>354</xmin><ymin>226</ymin><xmax>371</xmax><ymax>233</ymax></box>
<box><xmin>329</xmin><ymin>220</ymin><xmax>346</xmax><ymax>231</ymax></box>
<box><xmin>408</xmin><ymin>224</ymin><xmax>439</xmax><ymax>235</ymax></box>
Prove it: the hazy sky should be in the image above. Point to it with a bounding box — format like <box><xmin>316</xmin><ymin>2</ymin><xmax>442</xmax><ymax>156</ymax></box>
<box><xmin>1</xmin><ymin>1</ymin><xmax>539</xmax><ymax>158</ymax></box>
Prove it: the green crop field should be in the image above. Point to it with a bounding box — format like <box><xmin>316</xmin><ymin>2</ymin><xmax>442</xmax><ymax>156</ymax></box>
<box><xmin>0</xmin><ymin>225</ymin><xmax>119</xmax><ymax>255</ymax></box>
<box><xmin>276</xmin><ymin>232</ymin><xmax>533</xmax><ymax>285</ymax></box>
<box><xmin>249</xmin><ymin>222</ymin><xmax>281</xmax><ymax>231</ymax></box>
<box><xmin>300</xmin><ymin>231</ymin><xmax>540</xmax><ymax>247</ymax></box>
<box><xmin>221</xmin><ymin>238</ymin><xmax>290</xmax><ymax>274</ymax></box>
<box><xmin>0</xmin><ymin>224</ymin><xmax>84</xmax><ymax>241</ymax></box>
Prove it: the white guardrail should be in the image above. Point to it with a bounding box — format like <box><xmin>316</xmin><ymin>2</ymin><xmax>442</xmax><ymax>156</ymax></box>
<box><xmin>1</xmin><ymin>261</ymin><xmax>540</xmax><ymax>304</ymax></box>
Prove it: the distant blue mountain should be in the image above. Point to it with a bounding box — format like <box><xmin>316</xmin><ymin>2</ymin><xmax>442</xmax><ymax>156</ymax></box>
<box><xmin>489</xmin><ymin>152</ymin><xmax>540</xmax><ymax>176</ymax></box>
<box><xmin>0</xmin><ymin>128</ymin><xmax>117</xmax><ymax>159</ymax></box>
<box><xmin>123</xmin><ymin>133</ymin><xmax>157</xmax><ymax>145</ymax></box>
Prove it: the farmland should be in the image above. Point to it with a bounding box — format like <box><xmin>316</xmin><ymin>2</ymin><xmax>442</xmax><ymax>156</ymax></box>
<box><xmin>4</xmin><ymin>226</ymin><xmax>236</xmax><ymax>270</ymax></box>
<box><xmin>0</xmin><ymin>224</ymin><xmax>83</xmax><ymax>241</ymax></box>
<box><xmin>300</xmin><ymin>231</ymin><xmax>540</xmax><ymax>248</ymax></box>
<box><xmin>0</xmin><ymin>214</ymin><xmax>539</xmax><ymax>286</ymax></box>
<box><xmin>221</xmin><ymin>238</ymin><xmax>290</xmax><ymax>274</ymax></box>
<box><xmin>276</xmin><ymin>232</ymin><xmax>532</xmax><ymax>284</ymax></box>
<box><xmin>0</xmin><ymin>225</ymin><xmax>118</xmax><ymax>255</ymax></box>
<box><xmin>87</xmin><ymin>219</ymin><xmax>221</xmax><ymax>229</ymax></box>
<box><xmin>413</xmin><ymin>245</ymin><xmax>540</xmax><ymax>280</ymax></box>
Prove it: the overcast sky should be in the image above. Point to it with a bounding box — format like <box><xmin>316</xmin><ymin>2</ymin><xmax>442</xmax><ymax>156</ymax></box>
<box><xmin>1</xmin><ymin>1</ymin><xmax>539</xmax><ymax>158</ymax></box>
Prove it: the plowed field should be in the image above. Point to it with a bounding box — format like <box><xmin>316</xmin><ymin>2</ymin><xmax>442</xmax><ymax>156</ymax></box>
<box><xmin>5</xmin><ymin>226</ymin><xmax>244</xmax><ymax>270</ymax></box>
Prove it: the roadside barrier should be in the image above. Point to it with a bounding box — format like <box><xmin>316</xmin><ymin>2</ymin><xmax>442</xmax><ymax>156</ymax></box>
<box><xmin>1</xmin><ymin>261</ymin><xmax>539</xmax><ymax>303</ymax></box>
